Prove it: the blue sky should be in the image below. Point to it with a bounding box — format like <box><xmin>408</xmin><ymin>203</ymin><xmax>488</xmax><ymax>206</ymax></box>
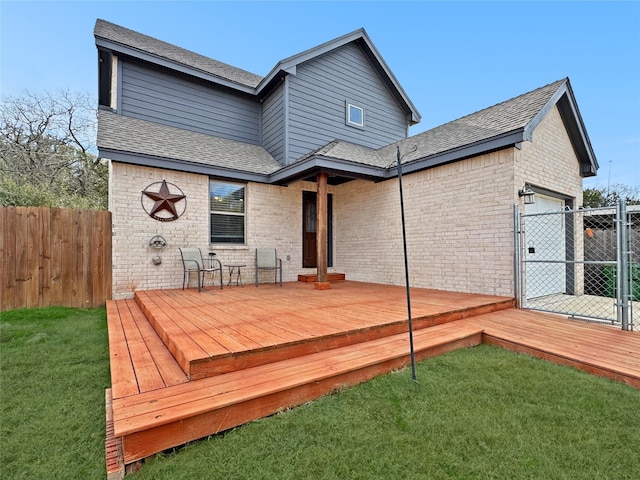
<box><xmin>1</xmin><ymin>1</ymin><xmax>639</xmax><ymax>188</ymax></box>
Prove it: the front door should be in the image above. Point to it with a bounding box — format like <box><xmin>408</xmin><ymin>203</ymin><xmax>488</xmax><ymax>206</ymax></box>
<box><xmin>302</xmin><ymin>191</ymin><xmax>332</xmax><ymax>268</ymax></box>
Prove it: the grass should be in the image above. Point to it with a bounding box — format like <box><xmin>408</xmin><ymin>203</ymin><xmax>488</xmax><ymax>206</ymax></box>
<box><xmin>1</xmin><ymin>307</ymin><xmax>639</xmax><ymax>479</ymax></box>
<box><xmin>0</xmin><ymin>307</ymin><xmax>109</xmax><ymax>480</ymax></box>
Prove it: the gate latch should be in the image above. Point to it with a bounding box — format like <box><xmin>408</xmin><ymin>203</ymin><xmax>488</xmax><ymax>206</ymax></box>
<box><xmin>528</xmin><ymin>242</ymin><xmax>535</xmax><ymax>254</ymax></box>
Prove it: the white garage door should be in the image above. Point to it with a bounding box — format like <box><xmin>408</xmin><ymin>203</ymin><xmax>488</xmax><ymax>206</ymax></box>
<box><xmin>525</xmin><ymin>194</ymin><xmax>566</xmax><ymax>299</ymax></box>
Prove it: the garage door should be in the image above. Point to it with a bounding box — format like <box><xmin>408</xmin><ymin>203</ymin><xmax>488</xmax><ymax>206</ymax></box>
<box><xmin>524</xmin><ymin>194</ymin><xmax>566</xmax><ymax>299</ymax></box>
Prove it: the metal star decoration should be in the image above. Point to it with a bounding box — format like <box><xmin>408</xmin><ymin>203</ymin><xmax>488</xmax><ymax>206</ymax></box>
<box><xmin>141</xmin><ymin>180</ymin><xmax>187</xmax><ymax>222</ymax></box>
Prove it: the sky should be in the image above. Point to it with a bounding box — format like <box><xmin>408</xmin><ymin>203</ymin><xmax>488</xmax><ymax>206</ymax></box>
<box><xmin>1</xmin><ymin>0</ymin><xmax>639</xmax><ymax>188</ymax></box>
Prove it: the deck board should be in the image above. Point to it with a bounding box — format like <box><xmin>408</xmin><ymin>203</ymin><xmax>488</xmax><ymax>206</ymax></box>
<box><xmin>113</xmin><ymin>322</ymin><xmax>484</xmax><ymax>437</ymax></box>
<box><xmin>464</xmin><ymin>309</ymin><xmax>640</xmax><ymax>387</ymax></box>
<box><xmin>106</xmin><ymin>301</ymin><xmax>140</xmax><ymax>398</ymax></box>
<box><xmin>106</xmin><ymin>282</ymin><xmax>640</xmax><ymax>470</ymax></box>
<box><xmin>133</xmin><ymin>282</ymin><xmax>513</xmax><ymax>379</ymax></box>
<box><xmin>128</xmin><ymin>300</ymin><xmax>188</xmax><ymax>389</ymax></box>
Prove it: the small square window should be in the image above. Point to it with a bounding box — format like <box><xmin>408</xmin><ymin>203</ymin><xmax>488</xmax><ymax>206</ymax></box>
<box><xmin>346</xmin><ymin>103</ymin><xmax>364</xmax><ymax>128</ymax></box>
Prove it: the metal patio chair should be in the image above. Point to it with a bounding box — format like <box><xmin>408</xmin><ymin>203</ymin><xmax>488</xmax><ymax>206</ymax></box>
<box><xmin>255</xmin><ymin>248</ymin><xmax>282</xmax><ymax>287</ymax></box>
<box><xmin>179</xmin><ymin>247</ymin><xmax>223</xmax><ymax>292</ymax></box>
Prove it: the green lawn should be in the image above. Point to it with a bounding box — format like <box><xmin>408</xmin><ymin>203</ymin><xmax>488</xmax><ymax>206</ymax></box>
<box><xmin>1</xmin><ymin>307</ymin><xmax>639</xmax><ymax>479</ymax></box>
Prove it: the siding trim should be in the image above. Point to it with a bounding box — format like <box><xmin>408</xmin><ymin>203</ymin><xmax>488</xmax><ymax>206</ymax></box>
<box><xmin>283</xmin><ymin>76</ymin><xmax>290</xmax><ymax>165</ymax></box>
<box><xmin>256</xmin><ymin>28</ymin><xmax>420</xmax><ymax>124</ymax></box>
<box><xmin>116</xmin><ymin>57</ymin><xmax>123</xmax><ymax>112</ymax></box>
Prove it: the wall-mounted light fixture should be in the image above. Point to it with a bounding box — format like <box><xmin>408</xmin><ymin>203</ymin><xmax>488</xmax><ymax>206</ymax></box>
<box><xmin>518</xmin><ymin>184</ymin><xmax>536</xmax><ymax>204</ymax></box>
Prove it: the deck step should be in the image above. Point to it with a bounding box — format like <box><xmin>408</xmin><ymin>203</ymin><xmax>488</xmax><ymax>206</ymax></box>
<box><xmin>298</xmin><ymin>273</ymin><xmax>346</xmax><ymax>282</ymax></box>
<box><xmin>112</xmin><ymin>322</ymin><xmax>484</xmax><ymax>463</ymax></box>
<box><xmin>133</xmin><ymin>290</ymin><xmax>513</xmax><ymax>380</ymax></box>
<box><xmin>106</xmin><ymin>299</ymin><xmax>189</xmax><ymax>399</ymax></box>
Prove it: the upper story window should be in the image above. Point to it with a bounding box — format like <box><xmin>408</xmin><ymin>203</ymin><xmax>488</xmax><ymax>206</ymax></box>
<box><xmin>346</xmin><ymin>102</ymin><xmax>364</xmax><ymax>128</ymax></box>
<box><xmin>210</xmin><ymin>180</ymin><xmax>245</xmax><ymax>244</ymax></box>
<box><xmin>98</xmin><ymin>48</ymin><xmax>113</xmax><ymax>108</ymax></box>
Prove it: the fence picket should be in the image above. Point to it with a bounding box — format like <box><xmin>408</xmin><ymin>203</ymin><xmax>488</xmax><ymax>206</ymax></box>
<box><xmin>0</xmin><ymin>206</ymin><xmax>112</xmax><ymax>311</ymax></box>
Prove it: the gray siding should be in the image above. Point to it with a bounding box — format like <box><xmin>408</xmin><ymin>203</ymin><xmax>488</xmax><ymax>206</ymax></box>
<box><xmin>287</xmin><ymin>43</ymin><xmax>408</xmax><ymax>164</ymax></box>
<box><xmin>120</xmin><ymin>61</ymin><xmax>261</xmax><ymax>144</ymax></box>
<box><xmin>261</xmin><ymin>83</ymin><xmax>286</xmax><ymax>164</ymax></box>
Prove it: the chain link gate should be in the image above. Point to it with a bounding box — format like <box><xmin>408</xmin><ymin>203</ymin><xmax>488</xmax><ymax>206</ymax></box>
<box><xmin>515</xmin><ymin>200</ymin><xmax>637</xmax><ymax>330</ymax></box>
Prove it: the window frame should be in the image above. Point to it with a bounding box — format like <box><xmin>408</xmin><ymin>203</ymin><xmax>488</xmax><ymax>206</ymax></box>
<box><xmin>345</xmin><ymin>102</ymin><xmax>365</xmax><ymax>129</ymax></box>
<box><xmin>209</xmin><ymin>180</ymin><xmax>246</xmax><ymax>245</ymax></box>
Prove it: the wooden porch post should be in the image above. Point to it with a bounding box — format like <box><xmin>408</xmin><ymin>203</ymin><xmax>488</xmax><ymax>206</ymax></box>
<box><xmin>314</xmin><ymin>171</ymin><xmax>330</xmax><ymax>290</ymax></box>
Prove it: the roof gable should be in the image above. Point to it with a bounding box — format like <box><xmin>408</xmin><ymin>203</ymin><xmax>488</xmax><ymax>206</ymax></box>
<box><xmin>257</xmin><ymin>28</ymin><xmax>421</xmax><ymax>125</ymax></box>
<box><xmin>382</xmin><ymin>78</ymin><xmax>598</xmax><ymax>177</ymax></box>
<box><xmin>94</xmin><ymin>20</ymin><xmax>420</xmax><ymax>125</ymax></box>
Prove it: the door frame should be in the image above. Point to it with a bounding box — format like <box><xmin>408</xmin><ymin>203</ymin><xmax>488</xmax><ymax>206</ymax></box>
<box><xmin>302</xmin><ymin>190</ymin><xmax>333</xmax><ymax>268</ymax></box>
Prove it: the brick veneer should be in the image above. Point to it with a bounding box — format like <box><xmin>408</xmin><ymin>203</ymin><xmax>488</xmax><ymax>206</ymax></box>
<box><xmin>109</xmin><ymin>105</ymin><xmax>583</xmax><ymax>299</ymax></box>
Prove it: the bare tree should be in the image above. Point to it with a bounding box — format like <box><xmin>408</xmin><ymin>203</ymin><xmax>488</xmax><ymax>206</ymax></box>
<box><xmin>0</xmin><ymin>90</ymin><xmax>107</xmax><ymax>209</ymax></box>
<box><xmin>584</xmin><ymin>183</ymin><xmax>640</xmax><ymax>208</ymax></box>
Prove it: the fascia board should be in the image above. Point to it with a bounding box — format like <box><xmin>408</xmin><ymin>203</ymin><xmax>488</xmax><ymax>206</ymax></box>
<box><xmin>257</xmin><ymin>29</ymin><xmax>366</xmax><ymax>91</ymax></box>
<box><xmin>523</xmin><ymin>81</ymin><xmax>568</xmax><ymax>141</ymax></box>
<box><xmin>357</xmin><ymin>33</ymin><xmax>421</xmax><ymax>125</ymax></box>
<box><xmin>100</xmin><ymin>149</ymin><xmax>270</xmax><ymax>183</ymax></box>
<box><xmin>390</xmin><ymin>130</ymin><xmax>526</xmax><ymax>178</ymax></box>
<box><xmin>523</xmin><ymin>78</ymin><xmax>598</xmax><ymax>177</ymax></box>
<box><xmin>95</xmin><ymin>38</ymin><xmax>256</xmax><ymax>95</ymax></box>
<box><xmin>268</xmin><ymin>155</ymin><xmax>386</xmax><ymax>184</ymax></box>
<box><xmin>557</xmin><ymin>83</ymin><xmax>599</xmax><ymax>175</ymax></box>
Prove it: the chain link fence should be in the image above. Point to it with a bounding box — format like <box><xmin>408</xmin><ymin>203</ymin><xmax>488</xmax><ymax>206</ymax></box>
<box><xmin>517</xmin><ymin>201</ymin><xmax>637</xmax><ymax>330</ymax></box>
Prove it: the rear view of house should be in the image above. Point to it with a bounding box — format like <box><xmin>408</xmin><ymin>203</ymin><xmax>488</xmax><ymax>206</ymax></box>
<box><xmin>95</xmin><ymin>19</ymin><xmax>597</xmax><ymax>300</ymax></box>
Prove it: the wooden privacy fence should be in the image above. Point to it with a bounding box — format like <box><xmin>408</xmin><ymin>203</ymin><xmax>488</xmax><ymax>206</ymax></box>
<box><xmin>1</xmin><ymin>206</ymin><xmax>112</xmax><ymax>311</ymax></box>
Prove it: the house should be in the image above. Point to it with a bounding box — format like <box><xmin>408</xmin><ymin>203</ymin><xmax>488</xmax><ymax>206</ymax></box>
<box><xmin>94</xmin><ymin>19</ymin><xmax>598</xmax><ymax>300</ymax></box>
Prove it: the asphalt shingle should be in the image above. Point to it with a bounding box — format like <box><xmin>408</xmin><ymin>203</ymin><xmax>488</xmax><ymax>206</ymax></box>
<box><xmin>98</xmin><ymin>110</ymin><xmax>281</xmax><ymax>175</ymax></box>
<box><xmin>94</xmin><ymin>19</ymin><xmax>263</xmax><ymax>89</ymax></box>
<box><xmin>379</xmin><ymin>79</ymin><xmax>567</xmax><ymax>165</ymax></box>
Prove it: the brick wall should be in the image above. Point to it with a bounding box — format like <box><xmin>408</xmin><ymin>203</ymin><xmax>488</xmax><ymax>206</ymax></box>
<box><xmin>335</xmin><ymin>149</ymin><xmax>516</xmax><ymax>296</ymax></box>
<box><xmin>109</xmin><ymin>105</ymin><xmax>583</xmax><ymax>299</ymax></box>
<box><xmin>109</xmin><ymin>163</ymin><xmax>209</xmax><ymax>298</ymax></box>
<box><xmin>333</xmin><ymin>105</ymin><xmax>584</xmax><ymax>297</ymax></box>
<box><xmin>109</xmin><ymin>164</ymin><xmax>333</xmax><ymax>298</ymax></box>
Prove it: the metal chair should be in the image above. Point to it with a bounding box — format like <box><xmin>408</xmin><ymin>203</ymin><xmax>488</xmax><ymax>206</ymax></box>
<box><xmin>179</xmin><ymin>247</ymin><xmax>223</xmax><ymax>292</ymax></box>
<box><xmin>255</xmin><ymin>248</ymin><xmax>282</xmax><ymax>287</ymax></box>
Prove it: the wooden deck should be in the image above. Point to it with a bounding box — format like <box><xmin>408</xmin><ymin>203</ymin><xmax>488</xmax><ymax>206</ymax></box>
<box><xmin>104</xmin><ymin>281</ymin><xmax>640</xmax><ymax>477</ymax></box>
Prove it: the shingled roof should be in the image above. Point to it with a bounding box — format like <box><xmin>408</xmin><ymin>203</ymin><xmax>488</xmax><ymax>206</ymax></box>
<box><xmin>94</xmin><ymin>19</ymin><xmax>263</xmax><ymax>90</ymax></box>
<box><xmin>98</xmin><ymin>78</ymin><xmax>597</xmax><ymax>184</ymax></box>
<box><xmin>95</xmin><ymin>20</ymin><xmax>420</xmax><ymax>121</ymax></box>
<box><xmin>97</xmin><ymin>110</ymin><xmax>281</xmax><ymax>181</ymax></box>
<box><xmin>387</xmin><ymin>78</ymin><xmax>597</xmax><ymax>177</ymax></box>
<box><xmin>95</xmin><ymin>19</ymin><xmax>597</xmax><ymax>183</ymax></box>
<box><xmin>271</xmin><ymin>78</ymin><xmax>598</xmax><ymax>184</ymax></box>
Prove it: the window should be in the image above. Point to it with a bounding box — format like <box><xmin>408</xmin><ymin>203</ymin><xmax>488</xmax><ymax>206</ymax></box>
<box><xmin>210</xmin><ymin>180</ymin><xmax>245</xmax><ymax>244</ymax></box>
<box><xmin>97</xmin><ymin>48</ymin><xmax>113</xmax><ymax>107</ymax></box>
<box><xmin>346</xmin><ymin>102</ymin><xmax>364</xmax><ymax>128</ymax></box>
